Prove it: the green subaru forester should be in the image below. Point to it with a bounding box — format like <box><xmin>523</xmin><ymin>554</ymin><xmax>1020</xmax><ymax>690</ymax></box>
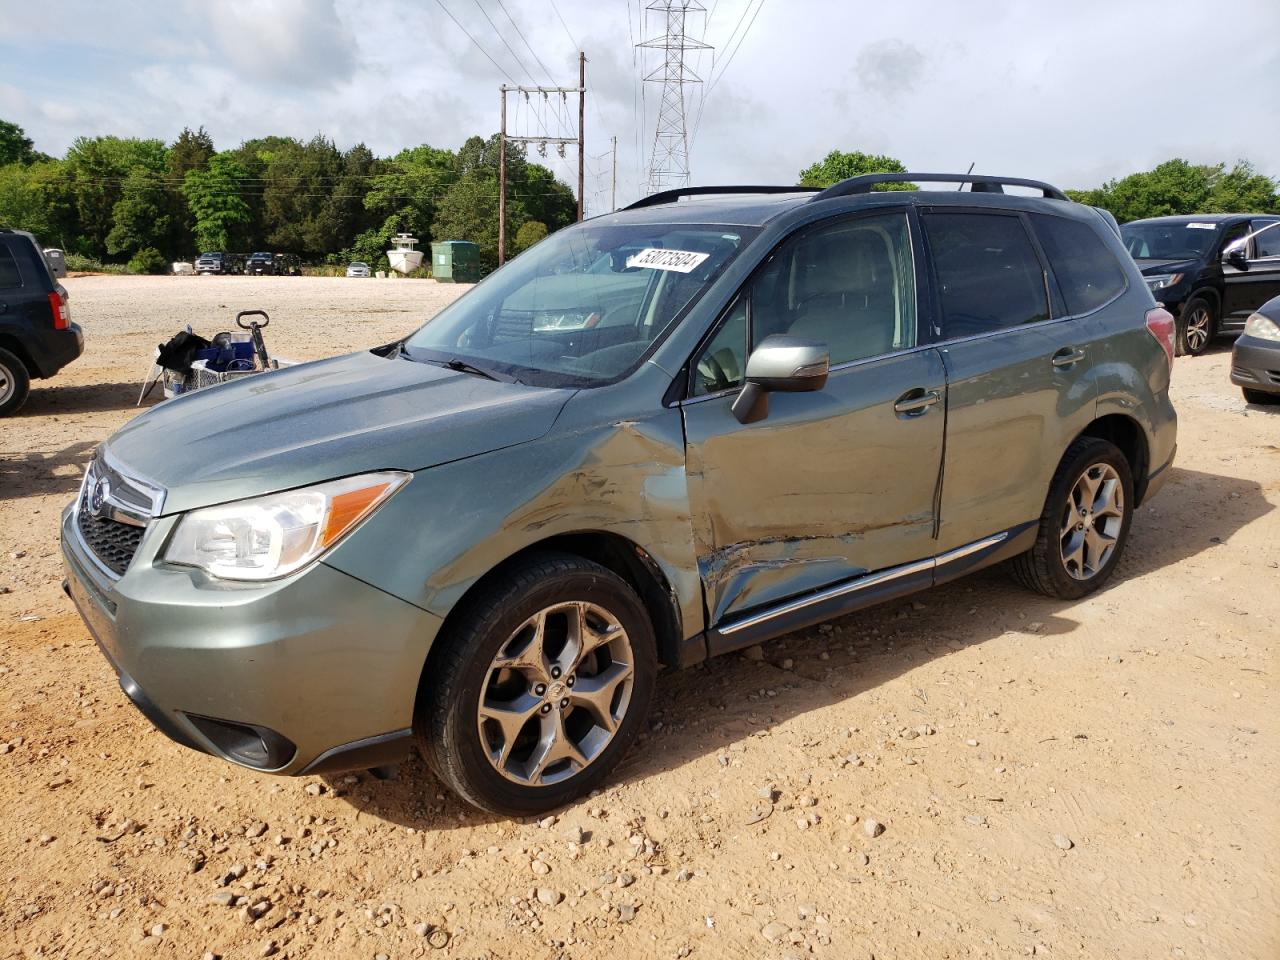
<box><xmin>62</xmin><ymin>173</ymin><xmax>1177</xmax><ymax>814</ymax></box>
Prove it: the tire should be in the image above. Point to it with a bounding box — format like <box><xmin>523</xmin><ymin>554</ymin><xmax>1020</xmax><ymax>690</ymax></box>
<box><xmin>417</xmin><ymin>553</ymin><xmax>657</xmax><ymax>815</ymax></box>
<box><xmin>1243</xmin><ymin>388</ymin><xmax>1280</xmax><ymax>405</ymax></box>
<box><xmin>1176</xmin><ymin>295</ymin><xmax>1216</xmax><ymax>356</ymax></box>
<box><xmin>0</xmin><ymin>347</ymin><xmax>31</xmax><ymax>417</ymax></box>
<box><xmin>1010</xmin><ymin>437</ymin><xmax>1134</xmax><ymax>600</ymax></box>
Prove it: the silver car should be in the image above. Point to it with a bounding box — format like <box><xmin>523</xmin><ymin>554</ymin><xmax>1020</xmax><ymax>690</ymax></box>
<box><xmin>62</xmin><ymin>173</ymin><xmax>1177</xmax><ymax>814</ymax></box>
<box><xmin>346</xmin><ymin>261</ymin><xmax>371</xmax><ymax>278</ymax></box>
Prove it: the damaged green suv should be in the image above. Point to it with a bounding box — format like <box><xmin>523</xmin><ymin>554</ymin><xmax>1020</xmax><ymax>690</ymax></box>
<box><xmin>62</xmin><ymin>174</ymin><xmax>1177</xmax><ymax>815</ymax></box>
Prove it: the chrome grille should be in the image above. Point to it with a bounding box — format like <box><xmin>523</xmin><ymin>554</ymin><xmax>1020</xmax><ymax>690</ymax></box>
<box><xmin>76</xmin><ymin>509</ymin><xmax>144</xmax><ymax>576</ymax></box>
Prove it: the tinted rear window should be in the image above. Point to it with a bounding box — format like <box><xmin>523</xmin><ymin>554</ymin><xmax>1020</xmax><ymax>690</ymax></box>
<box><xmin>1032</xmin><ymin>214</ymin><xmax>1127</xmax><ymax>315</ymax></box>
<box><xmin>923</xmin><ymin>212</ymin><xmax>1049</xmax><ymax>338</ymax></box>
<box><xmin>0</xmin><ymin>244</ymin><xmax>22</xmax><ymax>289</ymax></box>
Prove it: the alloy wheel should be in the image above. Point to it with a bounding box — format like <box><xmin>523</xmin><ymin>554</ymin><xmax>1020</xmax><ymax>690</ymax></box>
<box><xmin>1059</xmin><ymin>462</ymin><xmax>1125</xmax><ymax>580</ymax></box>
<box><xmin>477</xmin><ymin>601</ymin><xmax>635</xmax><ymax>786</ymax></box>
<box><xmin>1184</xmin><ymin>306</ymin><xmax>1212</xmax><ymax>353</ymax></box>
<box><xmin>0</xmin><ymin>363</ymin><xmax>13</xmax><ymax>406</ymax></box>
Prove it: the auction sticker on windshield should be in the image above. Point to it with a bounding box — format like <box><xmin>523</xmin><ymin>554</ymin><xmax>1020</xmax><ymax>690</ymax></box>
<box><xmin>1187</xmin><ymin>222</ymin><xmax>1217</xmax><ymax>230</ymax></box>
<box><xmin>626</xmin><ymin>248</ymin><xmax>711</xmax><ymax>273</ymax></box>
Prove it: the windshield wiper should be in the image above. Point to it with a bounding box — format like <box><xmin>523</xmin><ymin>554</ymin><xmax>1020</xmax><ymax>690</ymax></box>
<box><xmin>436</xmin><ymin>356</ymin><xmax>521</xmax><ymax>383</ymax></box>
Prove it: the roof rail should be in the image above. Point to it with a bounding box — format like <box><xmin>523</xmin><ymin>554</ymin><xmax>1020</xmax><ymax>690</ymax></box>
<box><xmin>625</xmin><ymin>185</ymin><xmax>820</xmax><ymax>211</ymax></box>
<box><xmin>811</xmin><ymin>173</ymin><xmax>1069</xmax><ymax>202</ymax></box>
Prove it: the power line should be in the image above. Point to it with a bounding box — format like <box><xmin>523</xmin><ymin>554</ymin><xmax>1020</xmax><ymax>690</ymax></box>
<box><xmin>471</xmin><ymin>0</ymin><xmax>537</xmax><ymax>83</ymax></box>
<box><xmin>432</xmin><ymin>0</ymin><xmax>515</xmax><ymax>83</ymax></box>
<box><xmin>637</xmin><ymin>1</ymin><xmax>711</xmax><ymax>195</ymax></box>
<box><xmin>691</xmin><ymin>0</ymin><xmax>765</xmax><ymax>147</ymax></box>
<box><xmin>547</xmin><ymin>0</ymin><xmax>580</xmax><ymax>52</ymax></box>
<box><xmin>495</xmin><ymin>0</ymin><xmax>557</xmax><ymax>85</ymax></box>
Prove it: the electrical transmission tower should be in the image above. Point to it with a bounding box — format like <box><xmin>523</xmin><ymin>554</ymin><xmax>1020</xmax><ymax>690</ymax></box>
<box><xmin>638</xmin><ymin>1</ymin><xmax>710</xmax><ymax>196</ymax></box>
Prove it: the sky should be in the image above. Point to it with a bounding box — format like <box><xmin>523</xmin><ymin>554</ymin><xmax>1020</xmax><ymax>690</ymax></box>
<box><xmin>2</xmin><ymin>0</ymin><xmax>1278</xmax><ymax>214</ymax></box>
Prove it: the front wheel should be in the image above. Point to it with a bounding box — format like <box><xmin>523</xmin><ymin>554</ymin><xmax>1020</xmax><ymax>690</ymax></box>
<box><xmin>417</xmin><ymin>553</ymin><xmax>657</xmax><ymax>815</ymax></box>
<box><xmin>1010</xmin><ymin>437</ymin><xmax>1134</xmax><ymax>600</ymax></box>
<box><xmin>1177</xmin><ymin>296</ymin><xmax>1216</xmax><ymax>356</ymax></box>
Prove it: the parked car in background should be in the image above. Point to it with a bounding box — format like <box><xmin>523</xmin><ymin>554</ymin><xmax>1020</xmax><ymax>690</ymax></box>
<box><xmin>1</xmin><ymin>228</ymin><xmax>81</xmax><ymax>416</ymax></box>
<box><xmin>62</xmin><ymin>173</ymin><xmax>1177</xmax><ymax>814</ymax></box>
<box><xmin>195</xmin><ymin>252</ymin><xmax>230</xmax><ymax>275</ymax></box>
<box><xmin>245</xmin><ymin>252</ymin><xmax>275</xmax><ymax>275</ymax></box>
<box><xmin>274</xmin><ymin>253</ymin><xmax>302</xmax><ymax>276</ymax></box>
<box><xmin>346</xmin><ymin>261</ymin><xmax>371</xmax><ymax>278</ymax></box>
<box><xmin>1121</xmin><ymin>214</ymin><xmax>1280</xmax><ymax>356</ymax></box>
<box><xmin>1230</xmin><ymin>294</ymin><xmax>1280</xmax><ymax>404</ymax></box>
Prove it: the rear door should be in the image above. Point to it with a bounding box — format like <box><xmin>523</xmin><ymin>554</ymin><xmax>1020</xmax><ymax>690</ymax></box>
<box><xmin>0</xmin><ymin>235</ymin><xmax>48</xmax><ymax>332</ymax></box>
<box><xmin>920</xmin><ymin>209</ymin><xmax>1099</xmax><ymax>552</ymax></box>
<box><xmin>1222</xmin><ymin>220</ymin><xmax>1280</xmax><ymax>330</ymax></box>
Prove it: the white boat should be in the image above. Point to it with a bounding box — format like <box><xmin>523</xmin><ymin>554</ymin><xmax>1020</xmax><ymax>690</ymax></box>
<box><xmin>387</xmin><ymin>233</ymin><xmax>424</xmax><ymax>275</ymax></box>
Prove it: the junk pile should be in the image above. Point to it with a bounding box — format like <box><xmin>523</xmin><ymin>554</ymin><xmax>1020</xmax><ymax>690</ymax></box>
<box><xmin>138</xmin><ymin>310</ymin><xmax>292</xmax><ymax>404</ymax></box>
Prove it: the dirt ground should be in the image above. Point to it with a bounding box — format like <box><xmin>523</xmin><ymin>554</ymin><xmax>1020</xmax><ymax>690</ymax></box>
<box><xmin>1</xmin><ymin>275</ymin><xmax>1277</xmax><ymax>960</ymax></box>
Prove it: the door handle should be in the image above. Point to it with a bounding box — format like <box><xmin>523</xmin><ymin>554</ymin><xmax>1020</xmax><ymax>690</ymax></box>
<box><xmin>1051</xmin><ymin>347</ymin><xmax>1086</xmax><ymax>368</ymax></box>
<box><xmin>893</xmin><ymin>388</ymin><xmax>941</xmax><ymax>415</ymax></box>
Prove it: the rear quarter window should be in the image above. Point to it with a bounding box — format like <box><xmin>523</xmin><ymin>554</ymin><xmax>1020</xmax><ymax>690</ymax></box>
<box><xmin>0</xmin><ymin>244</ymin><xmax>22</xmax><ymax>289</ymax></box>
<box><xmin>1031</xmin><ymin>214</ymin><xmax>1127</xmax><ymax>315</ymax></box>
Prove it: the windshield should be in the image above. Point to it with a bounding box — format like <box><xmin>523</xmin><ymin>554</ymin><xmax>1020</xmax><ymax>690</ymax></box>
<box><xmin>200</xmin><ymin>252</ymin><xmax>222</xmax><ymax>259</ymax></box>
<box><xmin>251</xmin><ymin>252</ymin><xmax>272</xmax><ymax>258</ymax></box>
<box><xmin>1121</xmin><ymin>221</ymin><xmax>1221</xmax><ymax>260</ymax></box>
<box><xmin>402</xmin><ymin>221</ymin><xmax>756</xmax><ymax>387</ymax></box>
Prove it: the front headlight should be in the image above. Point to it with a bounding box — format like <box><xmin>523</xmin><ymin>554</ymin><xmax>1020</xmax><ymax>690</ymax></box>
<box><xmin>1243</xmin><ymin>311</ymin><xmax>1280</xmax><ymax>342</ymax></box>
<box><xmin>1144</xmin><ymin>273</ymin><xmax>1183</xmax><ymax>292</ymax></box>
<box><xmin>164</xmin><ymin>471</ymin><xmax>410</xmax><ymax>581</ymax></box>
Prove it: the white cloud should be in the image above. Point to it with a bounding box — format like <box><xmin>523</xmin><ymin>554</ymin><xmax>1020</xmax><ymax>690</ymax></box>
<box><xmin>3</xmin><ymin>0</ymin><xmax>1278</xmax><ymax>209</ymax></box>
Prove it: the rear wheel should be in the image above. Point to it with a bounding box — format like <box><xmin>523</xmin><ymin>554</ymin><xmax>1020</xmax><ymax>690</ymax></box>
<box><xmin>1243</xmin><ymin>387</ymin><xmax>1280</xmax><ymax>405</ymax></box>
<box><xmin>1177</xmin><ymin>296</ymin><xmax>1216</xmax><ymax>356</ymax></box>
<box><xmin>1010</xmin><ymin>437</ymin><xmax>1134</xmax><ymax>600</ymax></box>
<box><xmin>0</xmin><ymin>347</ymin><xmax>31</xmax><ymax>417</ymax></box>
<box><xmin>417</xmin><ymin>553</ymin><xmax>657</xmax><ymax>815</ymax></box>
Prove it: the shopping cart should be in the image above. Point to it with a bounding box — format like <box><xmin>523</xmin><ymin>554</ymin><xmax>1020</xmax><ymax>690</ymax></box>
<box><xmin>138</xmin><ymin>310</ymin><xmax>294</xmax><ymax>404</ymax></box>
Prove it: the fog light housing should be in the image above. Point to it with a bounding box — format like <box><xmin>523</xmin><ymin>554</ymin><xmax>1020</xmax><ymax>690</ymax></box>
<box><xmin>185</xmin><ymin>714</ymin><xmax>296</xmax><ymax>770</ymax></box>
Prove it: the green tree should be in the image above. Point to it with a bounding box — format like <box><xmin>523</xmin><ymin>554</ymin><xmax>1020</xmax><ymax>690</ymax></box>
<box><xmin>64</xmin><ymin>135</ymin><xmax>167</xmax><ymax>257</ymax></box>
<box><xmin>0</xmin><ymin>119</ymin><xmax>46</xmax><ymax>166</ymax></box>
<box><xmin>514</xmin><ymin>219</ymin><xmax>547</xmax><ymax>253</ymax></box>
<box><xmin>166</xmin><ymin>127</ymin><xmax>216</xmax><ymax>255</ymax></box>
<box><xmin>364</xmin><ymin>144</ymin><xmax>456</xmax><ymax>241</ymax></box>
<box><xmin>432</xmin><ymin>174</ymin><xmax>501</xmax><ymax>269</ymax></box>
<box><xmin>0</xmin><ymin>159</ymin><xmax>77</xmax><ymax>244</ymax></box>
<box><xmin>1066</xmin><ymin>159</ymin><xmax>1279</xmax><ymax>222</ymax></box>
<box><xmin>106</xmin><ymin>167</ymin><xmax>170</xmax><ymax>257</ymax></box>
<box><xmin>184</xmin><ymin>153</ymin><xmax>253</xmax><ymax>251</ymax></box>
<box><xmin>798</xmin><ymin>149</ymin><xmax>911</xmax><ymax>189</ymax></box>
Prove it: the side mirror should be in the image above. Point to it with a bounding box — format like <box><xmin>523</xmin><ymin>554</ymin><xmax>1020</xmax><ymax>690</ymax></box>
<box><xmin>731</xmin><ymin>335</ymin><xmax>829</xmax><ymax>424</ymax></box>
<box><xmin>1224</xmin><ymin>245</ymin><xmax>1249</xmax><ymax>270</ymax></box>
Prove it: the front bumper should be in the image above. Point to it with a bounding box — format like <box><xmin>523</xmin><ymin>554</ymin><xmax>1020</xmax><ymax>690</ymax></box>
<box><xmin>60</xmin><ymin>502</ymin><xmax>441</xmax><ymax>775</ymax></box>
<box><xmin>1230</xmin><ymin>334</ymin><xmax>1280</xmax><ymax>395</ymax></box>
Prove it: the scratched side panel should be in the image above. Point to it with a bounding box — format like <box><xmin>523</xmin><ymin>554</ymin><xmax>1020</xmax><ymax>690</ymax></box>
<box><xmin>323</xmin><ymin>385</ymin><xmax>704</xmax><ymax>642</ymax></box>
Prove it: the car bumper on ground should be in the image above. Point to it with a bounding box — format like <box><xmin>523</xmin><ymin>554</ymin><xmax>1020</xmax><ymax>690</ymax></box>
<box><xmin>60</xmin><ymin>503</ymin><xmax>441</xmax><ymax>776</ymax></box>
<box><xmin>1230</xmin><ymin>334</ymin><xmax>1280</xmax><ymax>396</ymax></box>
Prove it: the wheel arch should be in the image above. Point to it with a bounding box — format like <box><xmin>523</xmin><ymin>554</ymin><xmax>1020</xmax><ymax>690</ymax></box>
<box><xmin>417</xmin><ymin>530</ymin><xmax>693</xmax><ymax>713</ymax></box>
<box><xmin>0</xmin><ymin>335</ymin><xmax>36</xmax><ymax>375</ymax></box>
<box><xmin>1074</xmin><ymin>413</ymin><xmax>1152</xmax><ymax>504</ymax></box>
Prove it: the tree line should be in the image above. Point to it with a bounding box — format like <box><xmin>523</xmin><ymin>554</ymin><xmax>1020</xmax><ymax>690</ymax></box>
<box><xmin>798</xmin><ymin>150</ymin><xmax>1280</xmax><ymax>220</ymax></box>
<box><xmin>0</xmin><ymin>120</ymin><xmax>576</xmax><ymax>274</ymax></box>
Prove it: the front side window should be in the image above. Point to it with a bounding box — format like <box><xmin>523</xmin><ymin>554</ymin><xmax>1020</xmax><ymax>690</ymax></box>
<box><xmin>924</xmin><ymin>212</ymin><xmax>1049</xmax><ymax>338</ymax></box>
<box><xmin>1031</xmin><ymin>213</ymin><xmax>1127</xmax><ymax>315</ymax></box>
<box><xmin>404</xmin><ymin>222</ymin><xmax>755</xmax><ymax>387</ymax></box>
<box><xmin>692</xmin><ymin>296</ymin><xmax>747</xmax><ymax>396</ymax></box>
<box><xmin>1252</xmin><ymin>221</ymin><xmax>1280</xmax><ymax>259</ymax></box>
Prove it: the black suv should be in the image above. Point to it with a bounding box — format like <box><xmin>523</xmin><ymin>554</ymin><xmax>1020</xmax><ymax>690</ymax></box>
<box><xmin>0</xmin><ymin>228</ymin><xmax>82</xmax><ymax>416</ymax></box>
<box><xmin>1121</xmin><ymin>213</ymin><xmax>1280</xmax><ymax>355</ymax></box>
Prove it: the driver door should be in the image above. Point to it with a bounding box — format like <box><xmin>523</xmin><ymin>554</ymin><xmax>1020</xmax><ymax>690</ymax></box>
<box><xmin>680</xmin><ymin>210</ymin><xmax>946</xmax><ymax>642</ymax></box>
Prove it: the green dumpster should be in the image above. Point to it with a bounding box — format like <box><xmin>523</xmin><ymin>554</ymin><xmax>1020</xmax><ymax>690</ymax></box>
<box><xmin>431</xmin><ymin>241</ymin><xmax>481</xmax><ymax>283</ymax></box>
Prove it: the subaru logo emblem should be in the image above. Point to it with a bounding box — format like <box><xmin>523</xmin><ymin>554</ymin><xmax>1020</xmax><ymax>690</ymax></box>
<box><xmin>89</xmin><ymin>476</ymin><xmax>111</xmax><ymax>517</ymax></box>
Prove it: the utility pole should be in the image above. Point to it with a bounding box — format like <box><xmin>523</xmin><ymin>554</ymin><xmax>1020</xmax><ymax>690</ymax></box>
<box><xmin>578</xmin><ymin>51</ymin><xmax>585</xmax><ymax>222</ymax></box>
<box><xmin>638</xmin><ymin>1</ymin><xmax>710</xmax><ymax>196</ymax></box>
<box><xmin>497</xmin><ymin>55</ymin><xmax>586</xmax><ymax>265</ymax></box>
<box><xmin>611</xmin><ymin>136</ymin><xmax>618</xmax><ymax>211</ymax></box>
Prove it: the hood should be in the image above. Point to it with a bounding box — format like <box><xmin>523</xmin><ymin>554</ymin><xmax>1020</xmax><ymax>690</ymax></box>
<box><xmin>107</xmin><ymin>350</ymin><xmax>575</xmax><ymax>514</ymax></box>
<box><xmin>1138</xmin><ymin>259</ymin><xmax>1198</xmax><ymax>276</ymax></box>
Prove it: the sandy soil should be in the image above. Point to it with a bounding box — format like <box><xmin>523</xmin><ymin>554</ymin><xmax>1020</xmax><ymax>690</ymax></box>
<box><xmin>1</xmin><ymin>275</ymin><xmax>1277</xmax><ymax>960</ymax></box>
